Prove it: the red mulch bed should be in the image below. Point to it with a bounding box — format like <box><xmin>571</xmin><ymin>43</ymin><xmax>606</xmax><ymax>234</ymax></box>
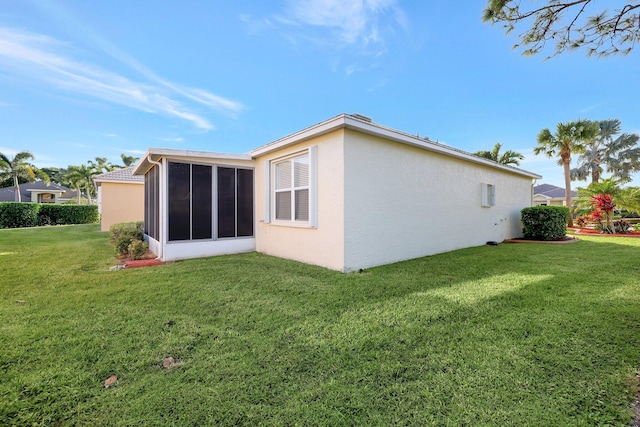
<box><xmin>124</xmin><ymin>258</ymin><xmax>164</xmax><ymax>268</ymax></box>
<box><xmin>571</xmin><ymin>227</ymin><xmax>640</xmax><ymax>237</ymax></box>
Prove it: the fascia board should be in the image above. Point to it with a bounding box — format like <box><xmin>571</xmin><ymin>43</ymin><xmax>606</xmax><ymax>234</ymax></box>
<box><xmin>133</xmin><ymin>148</ymin><xmax>252</xmax><ymax>175</ymax></box>
<box><xmin>251</xmin><ymin>114</ymin><xmax>542</xmax><ymax>180</ymax></box>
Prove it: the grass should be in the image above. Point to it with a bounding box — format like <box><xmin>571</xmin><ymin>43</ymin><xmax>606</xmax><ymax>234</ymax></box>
<box><xmin>1</xmin><ymin>224</ymin><xmax>639</xmax><ymax>426</ymax></box>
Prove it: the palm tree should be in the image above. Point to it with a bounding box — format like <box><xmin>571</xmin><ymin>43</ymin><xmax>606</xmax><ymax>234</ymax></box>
<box><xmin>474</xmin><ymin>143</ymin><xmax>524</xmax><ymax>166</ymax></box>
<box><xmin>570</xmin><ymin>119</ymin><xmax>640</xmax><ymax>184</ymax></box>
<box><xmin>120</xmin><ymin>154</ymin><xmax>139</xmax><ymax>167</ymax></box>
<box><xmin>0</xmin><ymin>151</ymin><xmax>49</xmax><ymax>202</ymax></box>
<box><xmin>534</xmin><ymin>120</ymin><xmax>600</xmax><ymax>226</ymax></box>
<box><xmin>66</xmin><ymin>164</ymin><xmax>95</xmax><ymax>204</ymax></box>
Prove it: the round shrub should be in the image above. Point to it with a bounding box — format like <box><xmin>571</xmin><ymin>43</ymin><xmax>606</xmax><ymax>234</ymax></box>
<box><xmin>521</xmin><ymin>206</ymin><xmax>569</xmax><ymax>241</ymax></box>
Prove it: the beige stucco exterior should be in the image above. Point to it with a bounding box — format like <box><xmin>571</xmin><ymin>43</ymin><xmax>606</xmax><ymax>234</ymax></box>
<box><xmin>342</xmin><ymin>129</ymin><xmax>533</xmax><ymax>271</ymax></box>
<box><xmin>254</xmin><ymin>129</ymin><xmax>346</xmax><ymax>271</ymax></box>
<box><xmin>533</xmin><ymin>194</ymin><xmax>566</xmax><ymax>206</ymax></box>
<box><xmin>137</xmin><ymin>114</ymin><xmax>541</xmax><ymax>272</ymax></box>
<box><xmin>254</xmin><ymin>125</ymin><xmax>536</xmax><ymax>272</ymax></box>
<box><xmin>96</xmin><ymin>181</ymin><xmax>144</xmax><ymax>232</ymax></box>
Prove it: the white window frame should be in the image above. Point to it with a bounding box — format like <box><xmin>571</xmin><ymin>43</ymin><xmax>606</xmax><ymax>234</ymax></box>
<box><xmin>265</xmin><ymin>147</ymin><xmax>317</xmax><ymax>227</ymax></box>
<box><xmin>481</xmin><ymin>183</ymin><xmax>496</xmax><ymax>207</ymax></box>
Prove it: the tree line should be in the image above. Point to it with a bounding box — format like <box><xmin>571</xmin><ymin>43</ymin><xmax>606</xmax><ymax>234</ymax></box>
<box><xmin>0</xmin><ymin>153</ymin><xmax>139</xmax><ymax>203</ymax></box>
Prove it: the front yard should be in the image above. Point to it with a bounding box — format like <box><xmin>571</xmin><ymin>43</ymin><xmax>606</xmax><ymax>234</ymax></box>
<box><xmin>1</xmin><ymin>225</ymin><xmax>639</xmax><ymax>426</ymax></box>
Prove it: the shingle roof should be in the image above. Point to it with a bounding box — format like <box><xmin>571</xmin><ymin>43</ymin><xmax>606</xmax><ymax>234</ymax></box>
<box><xmin>0</xmin><ymin>181</ymin><xmax>78</xmax><ymax>202</ymax></box>
<box><xmin>534</xmin><ymin>183</ymin><xmax>577</xmax><ymax>198</ymax></box>
<box><xmin>93</xmin><ymin>167</ymin><xmax>144</xmax><ymax>183</ymax></box>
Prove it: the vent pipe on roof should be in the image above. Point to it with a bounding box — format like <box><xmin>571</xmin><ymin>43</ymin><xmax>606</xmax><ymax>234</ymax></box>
<box><xmin>351</xmin><ymin>113</ymin><xmax>372</xmax><ymax>123</ymax></box>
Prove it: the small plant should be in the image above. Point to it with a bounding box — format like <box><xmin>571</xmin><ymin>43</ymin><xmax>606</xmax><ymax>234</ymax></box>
<box><xmin>127</xmin><ymin>239</ymin><xmax>148</xmax><ymax>260</ymax></box>
<box><xmin>574</xmin><ymin>214</ymin><xmax>592</xmax><ymax>229</ymax></box>
<box><xmin>591</xmin><ymin>193</ymin><xmax>615</xmax><ymax>233</ymax></box>
<box><xmin>110</xmin><ymin>221</ymin><xmax>144</xmax><ymax>257</ymax></box>
<box><xmin>613</xmin><ymin>219</ymin><xmax>631</xmax><ymax>234</ymax></box>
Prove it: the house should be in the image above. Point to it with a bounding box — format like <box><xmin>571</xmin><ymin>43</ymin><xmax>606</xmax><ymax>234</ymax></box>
<box><xmin>93</xmin><ymin>167</ymin><xmax>145</xmax><ymax>232</ymax></box>
<box><xmin>133</xmin><ymin>114</ymin><xmax>542</xmax><ymax>272</ymax></box>
<box><xmin>0</xmin><ymin>181</ymin><xmax>77</xmax><ymax>204</ymax></box>
<box><xmin>533</xmin><ymin>183</ymin><xmax>576</xmax><ymax>206</ymax></box>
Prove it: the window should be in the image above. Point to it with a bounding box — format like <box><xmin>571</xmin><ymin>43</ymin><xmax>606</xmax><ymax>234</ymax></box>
<box><xmin>273</xmin><ymin>152</ymin><xmax>310</xmax><ymax>222</ymax></box>
<box><xmin>217</xmin><ymin>167</ymin><xmax>254</xmax><ymax>238</ymax></box>
<box><xmin>167</xmin><ymin>161</ymin><xmax>254</xmax><ymax>242</ymax></box>
<box><xmin>481</xmin><ymin>183</ymin><xmax>496</xmax><ymax>207</ymax></box>
<box><xmin>144</xmin><ymin>165</ymin><xmax>160</xmax><ymax>240</ymax></box>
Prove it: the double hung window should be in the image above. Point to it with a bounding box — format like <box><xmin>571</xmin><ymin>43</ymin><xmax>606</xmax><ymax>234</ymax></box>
<box><xmin>274</xmin><ymin>153</ymin><xmax>309</xmax><ymax>222</ymax></box>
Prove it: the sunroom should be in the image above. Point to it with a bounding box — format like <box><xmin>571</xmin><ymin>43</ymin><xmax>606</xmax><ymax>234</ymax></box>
<box><xmin>133</xmin><ymin>148</ymin><xmax>255</xmax><ymax>262</ymax></box>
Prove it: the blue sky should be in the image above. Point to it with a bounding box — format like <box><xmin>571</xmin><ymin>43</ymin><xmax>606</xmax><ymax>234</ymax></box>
<box><xmin>1</xmin><ymin>0</ymin><xmax>639</xmax><ymax>189</ymax></box>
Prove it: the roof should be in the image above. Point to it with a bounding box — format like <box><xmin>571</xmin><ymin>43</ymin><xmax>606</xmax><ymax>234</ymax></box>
<box><xmin>132</xmin><ymin>113</ymin><xmax>542</xmax><ymax>181</ymax></box>
<box><xmin>533</xmin><ymin>183</ymin><xmax>577</xmax><ymax>199</ymax></box>
<box><xmin>0</xmin><ymin>181</ymin><xmax>78</xmax><ymax>202</ymax></box>
<box><xmin>93</xmin><ymin>167</ymin><xmax>144</xmax><ymax>184</ymax></box>
<box><xmin>250</xmin><ymin>113</ymin><xmax>542</xmax><ymax>180</ymax></box>
<box><xmin>133</xmin><ymin>148</ymin><xmax>253</xmax><ymax>176</ymax></box>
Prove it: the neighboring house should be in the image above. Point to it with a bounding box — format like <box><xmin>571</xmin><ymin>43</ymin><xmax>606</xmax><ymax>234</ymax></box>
<box><xmin>133</xmin><ymin>113</ymin><xmax>542</xmax><ymax>272</ymax></box>
<box><xmin>0</xmin><ymin>181</ymin><xmax>77</xmax><ymax>203</ymax></box>
<box><xmin>93</xmin><ymin>167</ymin><xmax>145</xmax><ymax>232</ymax></box>
<box><xmin>533</xmin><ymin>183</ymin><xmax>576</xmax><ymax>206</ymax></box>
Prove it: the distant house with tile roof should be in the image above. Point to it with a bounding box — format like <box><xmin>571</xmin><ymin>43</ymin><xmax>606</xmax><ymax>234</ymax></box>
<box><xmin>0</xmin><ymin>181</ymin><xmax>78</xmax><ymax>204</ymax></box>
<box><xmin>93</xmin><ymin>167</ymin><xmax>144</xmax><ymax>232</ymax></box>
<box><xmin>533</xmin><ymin>183</ymin><xmax>577</xmax><ymax>206</ymax></box>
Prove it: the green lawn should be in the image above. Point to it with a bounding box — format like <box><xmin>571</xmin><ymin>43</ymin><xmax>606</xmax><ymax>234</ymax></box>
<box><xmin>1</xmin><ymin>225</ymin><xmax>639</xmax><ymax>426</ymax></box>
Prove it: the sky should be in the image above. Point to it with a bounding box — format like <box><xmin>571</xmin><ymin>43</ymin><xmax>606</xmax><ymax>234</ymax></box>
<box><xmin>0</xmin><ymin>0</ymin><xmax>639</xmax><ymax>189</ymax></box>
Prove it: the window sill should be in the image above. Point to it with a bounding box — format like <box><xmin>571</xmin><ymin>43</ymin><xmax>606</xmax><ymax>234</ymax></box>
<box><xmin>265</xmin><ymin>220</ymin><xmax>316</xmax><ymax>229</ymax></box>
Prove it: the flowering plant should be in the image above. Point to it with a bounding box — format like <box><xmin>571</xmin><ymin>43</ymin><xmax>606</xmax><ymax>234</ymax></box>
<box><xmin>590</xmin><ymin>194</ymin><xmax>615</xmax><ymax>233</ymax></box>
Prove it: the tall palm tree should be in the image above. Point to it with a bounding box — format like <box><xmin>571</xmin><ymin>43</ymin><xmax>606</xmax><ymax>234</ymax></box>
<box><xmin>570</xmin><ymin>119</ymin><xmax>640</xmax><ymax>184</ymax></box>
<box><xmin>0</xmin><ymin>151</ymin><xmax>49</xmax><ymax>202</ymax></box>
<box><xmin>534</xmin><ymin>120</ymin><xmax>600</xmax><ymax>226</ymax></box>
<box><xmin>474</xmin><ymin>143</ymin><xmax>524</xmax><ymax>166</ymax></box>
<box><xmin>66</xmin><ymin>164</ymin><xmax>95</xmax><ymax>204</ymax></box>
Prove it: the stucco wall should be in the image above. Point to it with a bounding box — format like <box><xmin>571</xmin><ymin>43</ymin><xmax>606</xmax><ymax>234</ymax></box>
<box><xmin>98</xmin><ymin>182</ymin><xmax>144</xmax><ymax>232</ymax></box>
<box><xmin>254</xmin><ymin>129</ymin><xmax>346</xmax><ymax>271</ymax></box>
<box><xmin>342</xmin><ymin>130</ymin><xmax>533</xmax><ymax>272</ymax></box>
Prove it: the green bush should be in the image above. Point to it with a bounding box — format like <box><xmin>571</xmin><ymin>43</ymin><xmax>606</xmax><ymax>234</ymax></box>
<box><xmin>110</xmin><ymin>221</ymin><xmax>144</xmax><ymax>257</ymax></box>
<box><xmin>521</xmin><ymin>206</ymin><xmax>569</xmax><ymax>241</ymax></box>
<box><xmin>38</xmin><ymin>204</ymin><xmax>99</xmax><ymax>226</ymax></box>
<box><xmin>128</xmin><ymin>239</ymin><xmax>149</xmax><ymax>260</ymax></box>
<box><xmin>0</xmin><ymin>202</ymin><xmax>40</xmax><ymax>228</ymax></box>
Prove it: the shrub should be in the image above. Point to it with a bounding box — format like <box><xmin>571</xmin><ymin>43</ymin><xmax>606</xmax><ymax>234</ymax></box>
<box><xmin>0</xmin><ymin>202</ymin><xmax>40</xmax><ymax>228</ymax></box>
<box><xmin>38</xmin><ymin>204</ymin><xmax>99</xmax><ymax>226</ymax></box>
<box><xmin>110</xmin><ymin>221</ymin><xmax>144</xmax><ymax>257</ymax></box>
<box><xmin>613</xmin><ymin>219</ymin><xmax>631</xmax><ymax>234</ymax></box>
<box><xmin>521</xmin><ymin>206</ymin><xmax>569</xmax><ymax>241</ymax></box>
<box><xmin>128</xmin><ymin>239</ymin><xmax>149</xmax><ymax>260</ymax></box>
<box><xmin>574</xmin><ymin>214</ymin><xmax>592</xmax><ymax>229</ymax></box>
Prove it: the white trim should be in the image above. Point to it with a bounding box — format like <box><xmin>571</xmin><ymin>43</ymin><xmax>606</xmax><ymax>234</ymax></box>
<box><xmin>264</xmin><ymin>160</ymin><xmax>271</xmax><ymax>224</ymax></box>
<box><xmin>251</xmin><ymin>114</ymin><xmax>542</xmax><ymax>180</ymax></box>
<box><xmin>309</xmin><ymin>145</ymin><xmax>317</xmax><ymax>228</ymax></box>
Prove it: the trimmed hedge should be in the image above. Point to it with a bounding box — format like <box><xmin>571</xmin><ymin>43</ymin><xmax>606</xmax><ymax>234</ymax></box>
<box><xmin>0</xmin><ymin>202</ymin><xmax>40</xmax><ymax>228</ymax></box>
<box><xmin>38</xmin><ymin>204</ymin><xmax>99</xmax><ymax>226</ymax></box>
<box><xmin>521</xmin><ymin>206</ymin><xmax>569</xmax><ymax>241</ymax></box>
<box><xmin>0</xmin><ymin>202</ymin><xmax>99</xmax><ymax>229</ymax></box>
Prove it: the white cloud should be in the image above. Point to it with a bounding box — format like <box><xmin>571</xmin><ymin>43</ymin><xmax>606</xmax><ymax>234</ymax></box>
<box><xmin>0</xmin><ymin>27</ymin><xmax>245</xmax><ymax>130</ymax></box>
<box><xmin>285</xmin><ymin>0</ymin><xmax>406</xmax><ymax>47</ymax></box>
<box><xmin>159</xmin><ymin>137</ymin><xmax>186</xmax><ymax>143</ymax></box>
<box><xmin>247</xmin><ymin>0</ymin><xmax>408</xmax><ymax>67</ymax></box>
